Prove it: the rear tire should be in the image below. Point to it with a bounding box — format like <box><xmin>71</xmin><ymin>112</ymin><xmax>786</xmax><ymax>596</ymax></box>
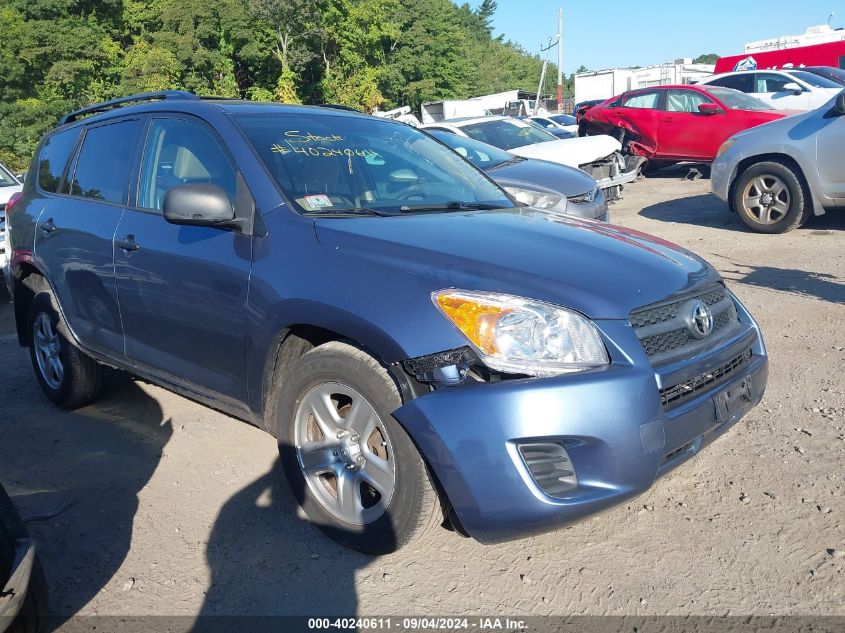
<box><xmin>274</xmin><ymin>341</ymin><xmax>440</xmax><ymax>554</ymax></box>
<box><xmin>27</xmin><ymin>291</ymin><xmax>103</xmax><ymax>408</ymax></box>
<box><xmin>732</xmin><ymin>161</ymin><xmax>812</xmax><ymax>233</ymax></box>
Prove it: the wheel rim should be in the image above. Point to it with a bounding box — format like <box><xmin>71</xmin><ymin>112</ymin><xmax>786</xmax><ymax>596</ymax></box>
<box><xmin>294</xmin><ymin>382</ymin><xmax>395</xmax><ymax>526</ymax></box>
<box><xmin>742</xmin><ymin>175</ymin><xmax>791</xmax><ymax>225</ymax></box>
<box><xmin>33</xmin><ymin>312</ymin><xmax>64</xmax><ymax>390</ymax></box>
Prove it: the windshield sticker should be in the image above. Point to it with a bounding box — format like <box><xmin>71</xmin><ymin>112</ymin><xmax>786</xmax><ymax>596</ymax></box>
<box><xmin>303</xmin><ymin>194</ymin><xmax>333</xmax><ymax>209</ymax></box>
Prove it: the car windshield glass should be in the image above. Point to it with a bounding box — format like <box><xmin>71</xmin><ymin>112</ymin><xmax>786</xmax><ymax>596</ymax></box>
<box><xmin>234</xmin><ymin>112</ymin><xmax>514</xmax><ymax>215</ymax></box>
<box><xmin>0</xmin><ymin>163</ymin><xmax>17</xmax><ymax>187</ymax></box>
<box><xmin>701</xmin><ymin>86</ymin><xmax>774</xmax><ymax>111</ymax></box>
<box><xmin>804</xmin><ymin>67</ymin><xmax>845</xmax><ymax>85</ymax></box>
<box><xmin>427</xmin><ymin>130</ymin><xmax>513</xmax><ymax>169</ymax></box>
<box><xmin>786</xmin><ymin>70</ymin><xmax>841</xmax><ymax>89</ymax></box>
<box><xmin>550</xmin><ymin>114</ymin><xmax>577</xmax><ymax>126</ymax></box>
<box><xmin>460</xmin><ymin>119</ymin><xmax>557</xmax><ymax>150</ymax></box>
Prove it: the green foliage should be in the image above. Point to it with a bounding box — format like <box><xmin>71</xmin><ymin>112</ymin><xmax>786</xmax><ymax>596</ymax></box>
<box><xmin>0</xmin><ymin>0</ymin><xmax>556</xmax><ymax>167</ymax></box>
<box><xmin>693</xmin><ymin>53</ymin><xmax>720</xmax><ymax>65</ymax></box>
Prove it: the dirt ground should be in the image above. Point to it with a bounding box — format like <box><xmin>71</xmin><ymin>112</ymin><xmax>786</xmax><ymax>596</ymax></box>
<box><xmin>1</xmin><ymin>171</ymin><xmax>843</xmax><ymax>621</ymax></box>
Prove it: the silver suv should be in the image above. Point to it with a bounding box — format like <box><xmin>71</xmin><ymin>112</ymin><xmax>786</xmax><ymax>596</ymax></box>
<box><xmin>711</xmin><ymin>90</ymin><xmax>845</xmax><ymax>233</ymax></box>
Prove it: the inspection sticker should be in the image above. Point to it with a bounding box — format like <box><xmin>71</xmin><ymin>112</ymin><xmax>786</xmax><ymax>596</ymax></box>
<box><xmin>303</xmin><ymin>194</ymin><xmax>333</xmax><ymax>209</ymax></box>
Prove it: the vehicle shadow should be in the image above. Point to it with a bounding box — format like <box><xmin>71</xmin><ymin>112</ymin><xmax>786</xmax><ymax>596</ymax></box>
<box><xmin>639</xmin><ymin>192</ymin><xmax>845</xmax><ymax>233</ymax></box>
<box><xmin>721</xmin><ymin>260</ymin><xmax>845</xmax><ymax>305</ymax></box>
<box><xmin>0</xmin><ymin>287</ymin><xmax>173</xmax><ymax>627</ymax></box>
<box><xmin>192</xmin><ymin>455</ymin><xmax>378</xmax><ymax>631</ymax></box>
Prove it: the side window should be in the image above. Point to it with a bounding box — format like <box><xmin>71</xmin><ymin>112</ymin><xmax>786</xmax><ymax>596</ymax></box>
<box><xmin>755</xmin><ymin>73</ymin><xmax>797</xmax><ymax>93</ymax></box>
<box><xmin>709</xmin><ymin>74</ymin><xmax>752</xmax><ymax>93</ymax></box>
<box><xmin>137</xmin><ymin>118</ymin><xmax>237</xmax><ymax>212</ymax></box>
<box><xmin>664</xmin><ymin>90</ymin><xmax>714</xmax><ymax>113</ymax></box>
<box><xmin>69</xmin><ymin>120</ymin><xmax>143</xmax><ymax>203</ymax></box>
<box><xmin>37</xmin><ymin>128</ymin><xmax>80</xmax><ymax>193</ymax></box>
<box><xmin>621</xmin><ymin>91</ymin><xmax>661</xmax><ymax>109</ymax></box>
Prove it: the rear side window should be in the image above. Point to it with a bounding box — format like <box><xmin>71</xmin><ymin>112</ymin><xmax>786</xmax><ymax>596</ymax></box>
<box><xmin>69</xmin><ymin>119</ymin><xmax>143</xmax><ymax>204</ymax></box>
<box><xmin>37</xmin><ymin>128</ymin><xmax>80</xmax><ymax>192</ymax></box>
<box><xmin>708</xmin><ymin>74</ymin><xmax>753</xmax><ymax>93</ymax></box>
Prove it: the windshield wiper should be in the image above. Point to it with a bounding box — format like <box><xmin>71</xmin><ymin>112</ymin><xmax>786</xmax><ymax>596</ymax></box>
<box><xmin>305</xmin><ymin>207</ymin><xmax>399</xmax><ymax>217</ymax></box>
<box><xmin>399</xmin><ymin>201</ymin><xmax>509</xmax><ymax>213</ymax></box>
<box><xmin>486</xmin><ymin>156</ymin><xmax>526</xmax><ymax>171</ymax></box>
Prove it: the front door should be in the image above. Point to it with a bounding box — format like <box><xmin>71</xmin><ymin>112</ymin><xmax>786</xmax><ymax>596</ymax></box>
<box><xmin>34</xmin><ymin>118</ymin><xmax>144</xmax><ymax>358</ymax></box>
<box><xmin>752</xmin><ymin>73</ymin><xmax>811</xmax><ymax>110</ymax></box>
<box><xmin>658</xmin><ymin>89</ymin><xmax>725</xmax><ymax>160</ymax></box>
<box><xmin>114</xmin><ymin>115</ymin><xmax>253</xmax><ymax>403</ymax></box>
<box><xmin>816</xmin><ymin>108</ymin><xmax>845</xmax><ymax>199</ymax></box>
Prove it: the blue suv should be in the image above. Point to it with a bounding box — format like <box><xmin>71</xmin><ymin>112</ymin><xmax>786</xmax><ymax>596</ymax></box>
<box><xmin>6</xmin><ymin>92</ymin><xmax>768</xmax><ymax>553</ymax></box>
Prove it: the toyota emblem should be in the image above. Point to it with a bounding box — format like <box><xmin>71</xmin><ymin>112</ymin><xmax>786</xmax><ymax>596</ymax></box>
<box><xmin>688</xmin><ymin>300</ymin><xmax>714</xmax><ymax>338</ymax></box>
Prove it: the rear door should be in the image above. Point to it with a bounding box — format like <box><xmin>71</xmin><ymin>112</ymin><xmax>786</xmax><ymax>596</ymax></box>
<box><xmin>33</xmin><ymin>117</ymin><xmax>144</xmax><ymax>358</ymax></box>
<box><xmin>657</xmin><ymin>89</ymin><xmax>724</xmax><ymax>160</ymax></box>
<box><xmin>114</xmin><ymin>114</ymin><xmax>254</xmax><ymax>404</ymax></box>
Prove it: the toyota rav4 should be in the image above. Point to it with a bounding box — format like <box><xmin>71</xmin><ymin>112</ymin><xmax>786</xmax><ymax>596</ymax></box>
<box><xmin>6</xmin><ymin>92</ymin><xmax>768</xmax><ymax>553</ymax></box>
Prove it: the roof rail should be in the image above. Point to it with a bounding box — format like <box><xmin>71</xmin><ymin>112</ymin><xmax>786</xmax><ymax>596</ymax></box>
<box><xmin>56</xmin><ymin>90</ymin><xmax>200</xmax><ymax>127</ymax></box>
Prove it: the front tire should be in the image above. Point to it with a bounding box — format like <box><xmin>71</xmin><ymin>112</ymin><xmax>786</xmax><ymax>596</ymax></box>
<box><xmin>28</xmin><ymin>292</ymin><xmax>103</xmax><ymax>408</ymax></box>
<box><xmin>732</xmin><ymin>161</ymin><xmax>812</xmax><ymax>233</ymax></box>
<box><xmin>274</xmin><ymin>341</ymin><xmax>440</xmax><ymax>554</ymax></box>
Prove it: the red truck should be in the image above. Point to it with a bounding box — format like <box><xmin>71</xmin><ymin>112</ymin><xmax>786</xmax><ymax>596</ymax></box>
<box><xmin>715</xmin><ymin>40</ymin><xmax>845</xmax><ymax>73</ymax></box>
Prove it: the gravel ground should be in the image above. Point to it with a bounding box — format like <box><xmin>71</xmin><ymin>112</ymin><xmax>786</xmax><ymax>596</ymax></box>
<box><xmin>1</xmin><ymin>171</ymin><xmax>843</xmax><ymax>621</ymax></box>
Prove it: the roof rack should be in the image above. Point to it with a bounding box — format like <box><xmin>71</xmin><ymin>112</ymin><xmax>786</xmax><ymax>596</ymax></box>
<box><xmin>56</xmin><ymin>90</ymin><xmax>200</xmax><ymax>127</ymax></box>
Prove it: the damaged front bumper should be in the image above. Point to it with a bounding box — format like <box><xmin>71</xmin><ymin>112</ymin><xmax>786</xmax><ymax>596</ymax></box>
<box><xmin>580</xmin><ymin>152</ymin><xmax>640</xmax><ymax>198</ymax></box>
<box><xmin>393</xmin><ymin>318</ymin><xmax>768</xmax><ymax>544</ymax></box>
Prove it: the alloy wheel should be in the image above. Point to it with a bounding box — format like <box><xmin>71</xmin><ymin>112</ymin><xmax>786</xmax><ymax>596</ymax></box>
<box><xmin>33</xmin><ymin>312</ymin><xmax>64</xmax><ymax>390</ymax></box>
<box><xmin>294</xmin><ymin>382</ymin><xmax>395</xmax><ymax>526</ymax></box>
<box><xmin>742</xmin><ymin>175</ymin><xmax>791</xmax><ymax>225</ymax></box>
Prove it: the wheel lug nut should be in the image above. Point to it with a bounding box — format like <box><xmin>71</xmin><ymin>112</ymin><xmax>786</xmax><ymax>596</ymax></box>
<box><xmin>350</xmin><ymin>435</ymin><xmax>359</xmax><ymax>443</ymax></box>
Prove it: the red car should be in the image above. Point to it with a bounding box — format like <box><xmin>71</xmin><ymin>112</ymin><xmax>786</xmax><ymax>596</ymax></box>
<box><xmin>579</xmin><ymin>85</ymin><xmax>789</xmax><ymax>163</ymax></box>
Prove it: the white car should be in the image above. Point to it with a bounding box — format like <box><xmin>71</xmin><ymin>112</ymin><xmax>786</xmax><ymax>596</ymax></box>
<box><xmin>420</xmin><ymin>116</ymin><xmax>638</xmax><ymax>198</ymax></box>
<box><xmin>529</xmin><ymin>114</ymin><xmax>579</xmax><ymax>136</ymax></box>
<box><xmin>0</xmin><ymin>163</ymin><xmax>23</xmax><ymax>276</ymax></box>
<box><xmin>698</xmin><ymin>69</ymin><xmax>841</xmax><ymax>111</ymax></box>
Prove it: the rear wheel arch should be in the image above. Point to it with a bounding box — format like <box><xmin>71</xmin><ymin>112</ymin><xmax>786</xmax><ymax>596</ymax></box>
<box><xmin>12</xmin><ymin>263</ymin><xmax>49</xmax><ymax>347</ymax></box>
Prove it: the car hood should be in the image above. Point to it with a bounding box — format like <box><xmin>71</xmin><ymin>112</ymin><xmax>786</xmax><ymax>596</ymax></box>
<box><xmin>486</xmin><ymin>157</ymin><xmax>598</xmax><ymax>197</ymax></box>
<box><xmin>509</xmin><ymin>135</ymin><xmax>622</xmax><ymax>168</ymax></box>
<box><xmin>0</xmin><ymin>184</ymin><xmax>22</xmax><ymax>205</ymax></box>
<box><xmin>314</xmin><ymin>208</ymin><xmax>720</xmax><ymax>319</ymax></box>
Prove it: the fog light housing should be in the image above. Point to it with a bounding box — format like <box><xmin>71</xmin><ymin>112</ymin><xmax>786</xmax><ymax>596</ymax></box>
<box><xmin>517</xmin><ymin>442</ymin><xmax>577</xmax><ymax>497</ymax></box>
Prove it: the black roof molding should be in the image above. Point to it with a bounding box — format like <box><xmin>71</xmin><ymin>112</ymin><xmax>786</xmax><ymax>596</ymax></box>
<box><xmin>56</xmin><ymin>90</ymin><xmax>200</xmax><ymax>127</ymax></box>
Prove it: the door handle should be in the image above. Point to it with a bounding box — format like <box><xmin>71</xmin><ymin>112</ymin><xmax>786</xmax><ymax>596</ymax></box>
<box><xmin>115</xmin><ymin>235</ymin><xmax>140</xmax><ymax>252</ymax></box>
<box><xmin>39</xmin><ymin>218</ymin><xmax>56</xmax><ymax>234</ymax></box>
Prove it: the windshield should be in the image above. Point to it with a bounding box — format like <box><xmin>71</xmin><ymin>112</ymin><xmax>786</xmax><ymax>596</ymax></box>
<box><xmin>802</xmin><ymin>67</ymin><xmax>845</xmax><ymax>86</ymax></box>
<box><xmin>786</xmin><ymin>70</ymin><xmax>842</xmax><ymax>89</ymax></box>
<box><xmin>426</xmin><ymin>130</ymin><xmax>514</xmax><ymax>170</ymax></box>
<box><xmin>235</xmin><ymin>112</ymin><xmax>513</xmax><ymax>215</ymax></box>
<box><xmin>550</xmin><ymin>114</ymin><xmax>577</xmax><ymax>126</ymax></box>
<box><xmin>0</xmin><ymin>163</ymin><xmax>18</xmax><ymax>187</ymax></box>
<box><xmin>701</xmin><ymin>86</ymin><xmax>775</xmax><ymax>111</ymax></box>
<box><xmin>460</xmin><ymin>119</ymin><xmax>558</xmax><ymax>150</ymax></box>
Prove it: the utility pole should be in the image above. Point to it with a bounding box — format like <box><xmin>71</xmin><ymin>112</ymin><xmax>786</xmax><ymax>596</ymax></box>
<box><xmin>557</xmin><ymin>7</ymin><xmax>563</xmax><ymax>113</ymax></box>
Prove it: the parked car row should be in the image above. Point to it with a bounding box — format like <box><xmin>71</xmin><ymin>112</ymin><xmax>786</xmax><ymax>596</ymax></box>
<box><xmin>0</xmin><ymin>164</ymin><xmax>23</xmax><ymax>273</ymax></box>
<box><xmin>6</xmin><ymin>91</ymin><xmax>768</xmax><ymax>554</ymax></box>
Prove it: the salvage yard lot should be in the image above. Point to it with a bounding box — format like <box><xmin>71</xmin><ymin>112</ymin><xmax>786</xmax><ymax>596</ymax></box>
<box><xmin>1</xmin><ymin>172</ymin><xmax>843</xmax><ymax>618</ymax></box>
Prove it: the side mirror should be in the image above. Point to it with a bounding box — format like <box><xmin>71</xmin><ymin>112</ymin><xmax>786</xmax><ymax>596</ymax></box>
<box><xmin>782</xmin><ymin>82</ymin><xmax>803</xmax><ymax>95</ymax></box>
<box><xmin>163</xmin><ymin>184</ymin><xmax>235</xmax><ymax>228</ymax></box>
<box><xmin>835</xmin><ymin>91</ymin><xmax>845</xmax><ymax>115</ymax></box>
<box><xmin>698</xmin><ymin>103</ymin><xmax>723</xmax><ymax>115</ymax></box>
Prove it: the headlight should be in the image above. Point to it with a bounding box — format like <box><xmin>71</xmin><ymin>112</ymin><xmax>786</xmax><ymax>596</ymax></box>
<box><xmin>432</xmin><ymin>289</ymin><xmax>609</xmax><ymax>376</ymax></box>
<box><xmin>504</xmin><ymin>186</ymin><xmax>564</xmax><ymax>211</ymax></box>
<box><xmin>567</xmin><ymin>187</ymin><xmax>599</xmax><ymax>204</ymax></box>
<box><xmin>716</xmin><ymin>139</ymin><xmax>734</xmax><ymax>159</ymax></box>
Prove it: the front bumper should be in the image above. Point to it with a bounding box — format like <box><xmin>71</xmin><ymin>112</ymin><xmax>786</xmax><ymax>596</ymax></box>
<box><xmin>581</xmin><ymin>151</ymin><xmax>639</xmax><ymax>194</ymax></box>
<box><xmin>0</xmin><ymin>538</ymin><xmax>36</xmax><ymax>631</ymax></box>
<box><xmin>394</xmin><ymin>313</ymin><xmax>767</xmax><ymax>544</ymax></box>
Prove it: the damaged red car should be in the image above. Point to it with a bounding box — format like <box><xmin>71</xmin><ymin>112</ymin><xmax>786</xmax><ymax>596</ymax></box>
<box><xmin>580</xmin><ymin>85</ymin><xmax>789</xmax><ymax>165</ymax></box>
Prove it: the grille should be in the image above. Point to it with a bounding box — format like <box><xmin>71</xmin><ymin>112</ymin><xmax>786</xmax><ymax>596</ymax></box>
<box><xmin>660</xmin><ymin>349</ymin><xmax>752</xmax><ymax>408</ymax></box>
<box><xmin>630</xmin><ymin>284</ymin><xmax>741</xmax><ymax>362</ymax></box>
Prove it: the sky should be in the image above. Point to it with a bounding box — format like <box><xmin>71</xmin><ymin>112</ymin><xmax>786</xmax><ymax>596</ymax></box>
<box><xmin>488</xmin><ymin>0</ymin><xmax>842</xmax><ymax>73</ymax></box>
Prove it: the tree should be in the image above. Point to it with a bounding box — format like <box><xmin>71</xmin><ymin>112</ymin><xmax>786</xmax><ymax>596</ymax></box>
<box><xmin>693</xmin><ymin>53</ymin><xmax>720</xmax><ymax>65</ymax></box>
